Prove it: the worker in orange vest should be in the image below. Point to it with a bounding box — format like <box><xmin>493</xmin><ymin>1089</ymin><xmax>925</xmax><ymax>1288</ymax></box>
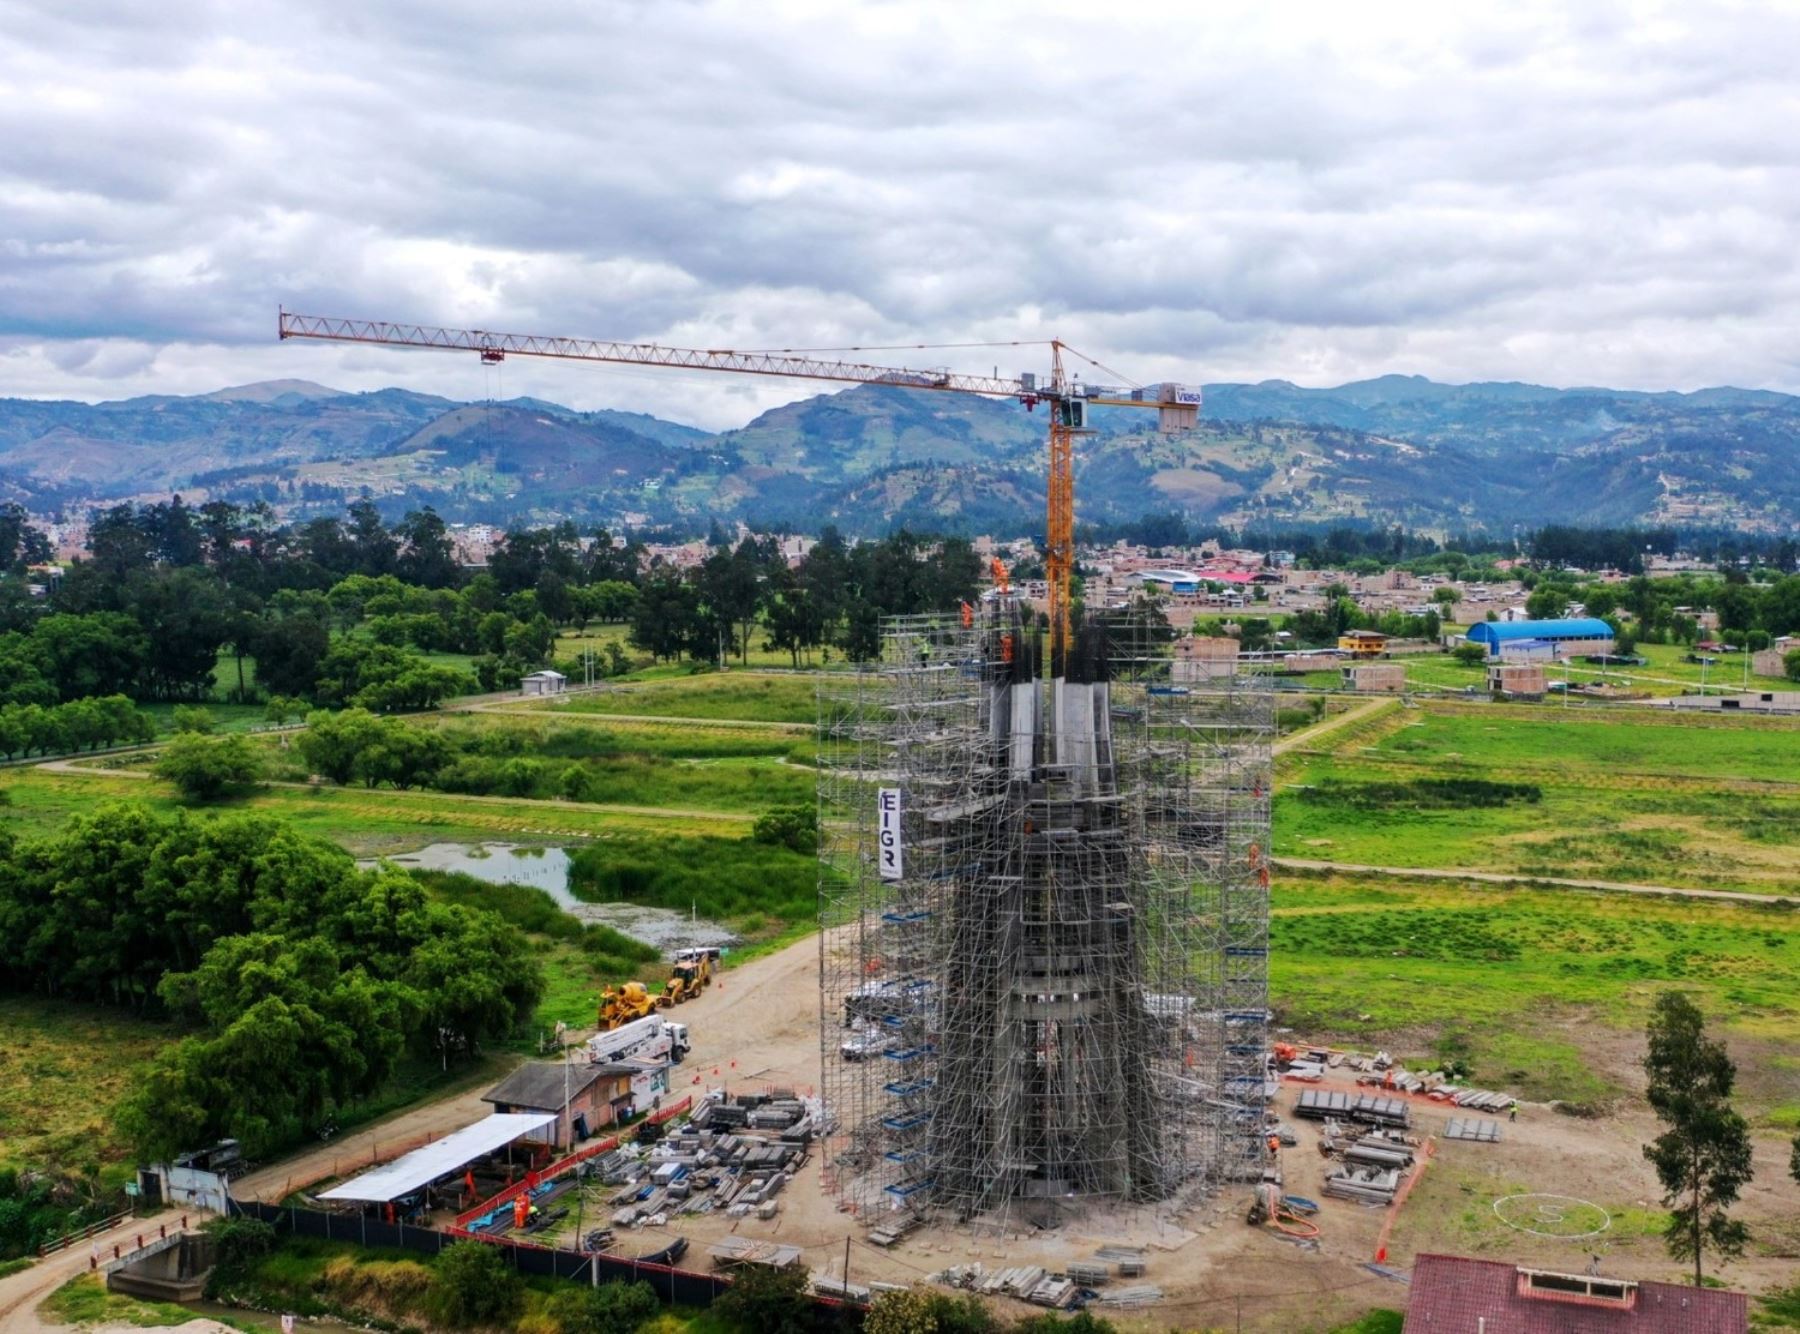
<box><xmin>1266</xmin><ymin>1133</ymin><xmax>1280</xmax><ymax>1159</ymax></box>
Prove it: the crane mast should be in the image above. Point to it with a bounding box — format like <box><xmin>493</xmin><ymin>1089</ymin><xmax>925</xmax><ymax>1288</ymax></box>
<box><xmin>277</xmin><ymin>309</ymin><xmax>1200</xmax><ymax>657</ymax></box>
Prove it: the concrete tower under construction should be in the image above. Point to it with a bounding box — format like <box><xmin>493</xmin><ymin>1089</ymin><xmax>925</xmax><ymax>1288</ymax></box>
<box><xmin>819</xmin><ymin>601</ymin><xmax>1273</xmax><ymax>1225</ymax></box>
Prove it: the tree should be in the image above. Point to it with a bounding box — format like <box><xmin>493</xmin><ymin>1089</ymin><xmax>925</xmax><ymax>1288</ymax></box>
<box><xmin>630</xmin><ymin>574</ymin><xmax>699</xmax><ymax>662</ymax></box>
<box><xmin>355</xmin><ymin>723</ymin><xmax>448</xmax><ymax>790</ymax></box>
<box><xmin>394</xmin><ymin>507</ymin><xmax>459</xmax><ymax>589</ymax></box>
<box><xmin>264</xmin><ymin>696</ymin><xmax>304</xmax><ymax>726</ymax></box>
<box><xmin>1641</xmin><ymin>991</ymin><xmax>1754</xmax><ymax>1285</ymax></box>
<box><xmin>431</xmin><ymin>1240</ymin><xmax>520</xmax><ymax>1326</ymax></box>
<box><xmin>171</xmin><ymin>705</ymin><xmax>216</xmax><ymax>734</ymax></box>
<box><xmin>298</xmin><ymin>708</ymin><xmax>389</xmax><ymax>784</ymax></box>
<box><xmin>252</xmin><ymin>614</ymin><xmax>331</xmax><ymax>700</ymax></box>
<box><xmin>1785</xmin><ymin>649</ymin><xmax>1800</xmax><ymax>683</ymax></box>
<box><xmin>155</xmin><ymin>733</ymin><xmax>263</xmax><ymax>802</ymax></box>
<box><xmin>31</xmin><ymin>612</ymin><xmax>149</xmax><ymax>702</ymax></box>
<box><xmin>713</xmin><ymin>1261</ymin><xmax>813</xmax><ymax>1334</ymax></box>
<box><xmin>1452</xmin><ymin>642</ymin><xmax>1488</xmax><ymax>667</ymax></box>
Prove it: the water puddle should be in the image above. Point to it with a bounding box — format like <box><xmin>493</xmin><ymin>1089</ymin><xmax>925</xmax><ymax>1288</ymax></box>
<box><xmin>362</xmin><ymin>842</ymin><xmax>737</xmax><ymax>955</ymax></box>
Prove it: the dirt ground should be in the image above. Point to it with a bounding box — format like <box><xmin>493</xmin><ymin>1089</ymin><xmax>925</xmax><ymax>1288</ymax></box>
<box><xmin>235</xmin><ymin>931</ymin><xmax>1798</xmax><ymax>1331</ymax></box>
<box><xmin>620</xmin><ymin>932</ymin><xmax>1800</xmax><ymax>1331</ymax></box>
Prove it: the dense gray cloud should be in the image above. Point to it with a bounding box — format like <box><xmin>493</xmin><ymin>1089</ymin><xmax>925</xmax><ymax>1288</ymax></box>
<box><xmin>2</xmin><ymin>0</ymin><xmax>1798</xmax><ymax>427</ymax></box>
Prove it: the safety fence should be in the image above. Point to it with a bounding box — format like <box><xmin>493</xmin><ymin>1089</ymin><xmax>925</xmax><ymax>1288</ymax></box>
<box><xmin>228</xmin><ymin>1197</ymin><xmax>857</xmax><ymax>1326</ymax></box>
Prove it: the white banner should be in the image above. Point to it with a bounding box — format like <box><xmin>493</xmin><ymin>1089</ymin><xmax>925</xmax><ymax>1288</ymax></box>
<box><xmin>877</xmin><ymin>788</ymin><xmax>903</xmax><ymax>881</ymax></box>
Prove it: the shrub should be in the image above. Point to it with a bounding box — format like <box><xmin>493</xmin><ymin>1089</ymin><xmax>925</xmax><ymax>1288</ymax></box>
<box><xmin>752</xmin><ymin>804</ymin><xmax>819</xmax><ymax>855</ymax></box>
<box><xmin>202</xmin><ymin>1216</ymin><xmax>275</xmax><ymax>1278</ymax></box>
<box><xmin>498</xmin><ymin>757</ymin><xmax>546</xmax><ymax>798</ymax></box>
<box><xmin>170</xmin><ymin>705</ymin><xmax>217</xmax><ymax>734</ymax></box>
<box><xmin>431</xmin><ymin>1241</ymin><xmax>520</xmax><ymax>1326</ymax></box>
<box><xmin>544</xmin><ymin>1280</ymin><xmax>659</xmax><ymax>1334</ymax></box>
<box><xmin>560</xmin><ymin>764</ymin><xmax>599</xmax><ymax>803</ymax></box>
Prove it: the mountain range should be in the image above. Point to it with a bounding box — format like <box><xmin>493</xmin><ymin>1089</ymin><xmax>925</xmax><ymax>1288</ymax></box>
<box><xmin>2</xmin><ymin>373</ymin><xmax>1796</xmax><ymax>536</ymax></box>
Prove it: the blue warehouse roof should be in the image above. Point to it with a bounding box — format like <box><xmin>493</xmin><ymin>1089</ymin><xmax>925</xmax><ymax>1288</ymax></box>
<box><xmin>1466</xmin><ymin>618</ymin><xmax>1614</xmax><ymax>645</ymax></box>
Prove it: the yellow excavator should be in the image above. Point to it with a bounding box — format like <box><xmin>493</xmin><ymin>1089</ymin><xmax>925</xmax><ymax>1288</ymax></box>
<box><xmin>656</xmin><ymin>947</ymin><xmax>723</xmax><ymax>1008</ymax></box>
<box><xmin>597</xmin><ymin>981</ymin><xmax>659</xmax><ymax>1030</ymax></box>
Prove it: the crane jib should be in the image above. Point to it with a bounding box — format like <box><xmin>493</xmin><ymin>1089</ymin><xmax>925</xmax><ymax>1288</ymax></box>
<box><xmin>278</xmin><ymin>307</ymin><xmax>1201</xmax><ymax>656</ymax></box>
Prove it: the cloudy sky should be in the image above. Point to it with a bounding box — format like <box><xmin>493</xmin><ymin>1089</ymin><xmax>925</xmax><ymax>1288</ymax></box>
<box><xmin>3</xmin><ymin>0</ymin><xmax>1797</xmax><ymax>427</ymax></box>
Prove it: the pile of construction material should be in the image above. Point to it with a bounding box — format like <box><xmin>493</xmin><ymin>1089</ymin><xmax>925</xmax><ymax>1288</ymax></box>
<box><xmin>1444</xmin><ymin>1117</ymin><xmax>1502</xmax><ymax>1143</ymax></box>
<box><xmin>1429</xmin><ymin>1087</ymin><xmax>1517</xmax><ymax>1114</ymax></box>
<box><xmin>1092</xmin><ymin>1246</ymin><xmax>1149</xmax><ymax>1277</ymax></box>
<box><xmin>1342</xmin><ymin>1053</ymin><xmax>1519</xmax><ymax>1110</ymax></box>
<box><xmin>1293</xmin><ymin>1089</ymin><xmax>1411</xmax><ymax>1130</ymax></box>
<box><xmin>1317</xmin><ymin>1127</ymin><xmax>1416</xmax><ymax>1206</ymax></box>
<box><xmin>934</xmin><ymin>1264</ymin><xmax>1078</xmax><ymax>1309</ymax></box>
<box><xmin>599</xmin><ymin>1089</ymin><xmax>818</xmax><ymax>1228</ymax></box>
<box><xmin>866</xmin><ymin>1213</ymin><xmax>925</xmax><ymax>1248</ymax></box>
<box><xmin>707</xmin><ymin>1236</ymin><xmax>803</xmax><ymax>1270</ymax></box>
<box><xmin>1324</xmin><ymin>1165</ymin><xmax>1402</xmax><ymax>1206</ymax></box>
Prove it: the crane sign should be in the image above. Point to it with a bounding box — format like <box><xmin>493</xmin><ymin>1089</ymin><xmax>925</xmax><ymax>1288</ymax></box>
<box><xmin>277</xmin><ymin>309</ymin><xmax>1201</xmax><ymax>656</ymax></box>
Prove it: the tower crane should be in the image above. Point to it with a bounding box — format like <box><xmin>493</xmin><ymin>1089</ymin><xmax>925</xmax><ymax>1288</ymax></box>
<box><xmin>277</xmin><ymin>309</ymin><xmax>1201</xmax><ymax>659</ymax></box>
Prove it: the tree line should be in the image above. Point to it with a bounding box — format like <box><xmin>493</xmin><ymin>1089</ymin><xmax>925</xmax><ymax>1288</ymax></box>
<box><xmin>0</xmin><ymin>803</ymin><xmax>543</xmax><ymax>1160</ymax></box>
<box><xmin>0</xmin><ymin>499</ymin><xmax>993</xmax><ymax>719</ymax></box>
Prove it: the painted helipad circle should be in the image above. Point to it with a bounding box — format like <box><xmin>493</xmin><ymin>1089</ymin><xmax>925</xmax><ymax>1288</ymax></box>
<box><xmin>1492</xmin><ymin>1193</ymin><xmax>1612</xmax><ymax>1239</ymax></box>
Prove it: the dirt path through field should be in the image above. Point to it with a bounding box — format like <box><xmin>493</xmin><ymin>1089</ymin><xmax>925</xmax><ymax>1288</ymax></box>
<box><xmin>1273</xmin><ymin>696</ymin><xmax>1397</xmax><ymax>756</ymax></box>
<box><xmin>1273</xmin><ymin>856</ymin><xmax>1785</xmax><ymax>903</ymax></box>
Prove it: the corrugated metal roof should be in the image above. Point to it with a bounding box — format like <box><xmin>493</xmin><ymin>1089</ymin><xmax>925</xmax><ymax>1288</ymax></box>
<box><xmin>1467</xmin><ymin>618</ymin><xmax>1614</xmax><ymax>644</ymax></box>
<box><xmin>318</xmin><ymin>1113</ymin><xmax>554</xmax><ymax>1202</ymax></box>
<box><xmin>483</xmin><ymin>1061</ymin><xmax>624</xmax><ymax>1111</ymax></box>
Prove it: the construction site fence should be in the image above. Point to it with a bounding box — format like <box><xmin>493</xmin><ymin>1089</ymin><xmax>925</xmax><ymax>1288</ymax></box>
<box><xmin>227</xmin><ymin>1198</ymin><xmax>858</xmax><ymax>1328</ymax></box>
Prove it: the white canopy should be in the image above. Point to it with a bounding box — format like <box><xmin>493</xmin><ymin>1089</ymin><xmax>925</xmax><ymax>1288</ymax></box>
<box><xmin>318</xmin><ymin>1113</ymin><xmax>554</xmax><ymax>1203</ymax></box>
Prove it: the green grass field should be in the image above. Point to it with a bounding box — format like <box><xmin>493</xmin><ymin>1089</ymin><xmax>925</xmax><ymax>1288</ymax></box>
<box><xmin>1276</xmin><ymin>702</ymin><xmax>1800</xmax><ymax>893</ymax></box>
<box><xmin>0</xmin><ymin>998</ymin><xmax>173</xmax><ymax>1179</ymax></box>
<box><xmin>1272</xmin><ymin>869</ymin><xmax>1800</xmax><ymax>1106</ymax></box>
<box><xmin>0</xmin><ymin>766</ymin><xmax>753</xmax><ymax>850</ymax></box>
<box><xmin>526</xmin><ymin>672</ymin><xmax>820</xmax><ymax>724</ymax></box>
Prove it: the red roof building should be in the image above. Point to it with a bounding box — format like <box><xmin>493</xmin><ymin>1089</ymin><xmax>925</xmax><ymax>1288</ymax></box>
<box><xmin>1404</xmin><ymin>1255</ymin><xmax>1747</xmax><ymax>1333</ymax></box>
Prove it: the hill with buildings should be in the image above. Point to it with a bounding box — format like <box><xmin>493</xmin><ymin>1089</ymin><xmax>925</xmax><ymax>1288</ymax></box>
<box><xmin>1</xmin><ymin>375</ymin><xmax>1796</xmax><ymax>535</ymax></box>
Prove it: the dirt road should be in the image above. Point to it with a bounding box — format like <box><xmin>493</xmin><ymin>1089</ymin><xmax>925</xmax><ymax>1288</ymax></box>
<box><xmin>229</xmin><ymin>929</ymin><xmax>830</xmax><ymax>1206</ymax></box>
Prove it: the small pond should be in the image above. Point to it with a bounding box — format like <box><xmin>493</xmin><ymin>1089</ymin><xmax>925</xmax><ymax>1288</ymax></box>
<box><xmin>362</xmin><ymin>842</ymin><xmax>737</xmax><ymax>955</ymax></box>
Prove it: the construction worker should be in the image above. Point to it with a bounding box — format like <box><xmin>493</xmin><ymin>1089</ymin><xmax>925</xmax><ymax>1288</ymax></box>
<box><xmin>1266</xmin><ymin>1133</ymin><xmax>1280</xmax><ymax>1159</ymax></box>
<box><xmin>1510</xmin><ymin>1102</ymin><xmax>1518</xmax><ymax>1123</ymax></box>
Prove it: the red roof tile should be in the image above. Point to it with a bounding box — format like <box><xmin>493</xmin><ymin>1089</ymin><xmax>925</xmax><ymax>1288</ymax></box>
<box><xmin>1403</xmin><ymin>1254</ymin><xmax>1747</xmax><ymax>1334</ymax></box>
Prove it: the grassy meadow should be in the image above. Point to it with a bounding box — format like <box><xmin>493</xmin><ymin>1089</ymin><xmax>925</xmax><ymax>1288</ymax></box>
<box><xmin>1272</xmin><ymin>869</ymin><xmax>1800</xmax><ymax>1107</ymax></box>
<box><xmin>1275</xmin><ymin>702</ymin><xmax>1800</xmax><ymax>893</ymax></box>
<box><xmin>526</xmin><ymin>671</ymin><xmax>820</xmax><ymax>724</ymax></box>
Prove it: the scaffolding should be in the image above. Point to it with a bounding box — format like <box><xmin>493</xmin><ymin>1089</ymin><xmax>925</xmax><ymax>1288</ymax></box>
<box><xmin>818</xmin><ymin>602</ymin><xmax>1273</xmax><ymax>1227</ymax></box>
